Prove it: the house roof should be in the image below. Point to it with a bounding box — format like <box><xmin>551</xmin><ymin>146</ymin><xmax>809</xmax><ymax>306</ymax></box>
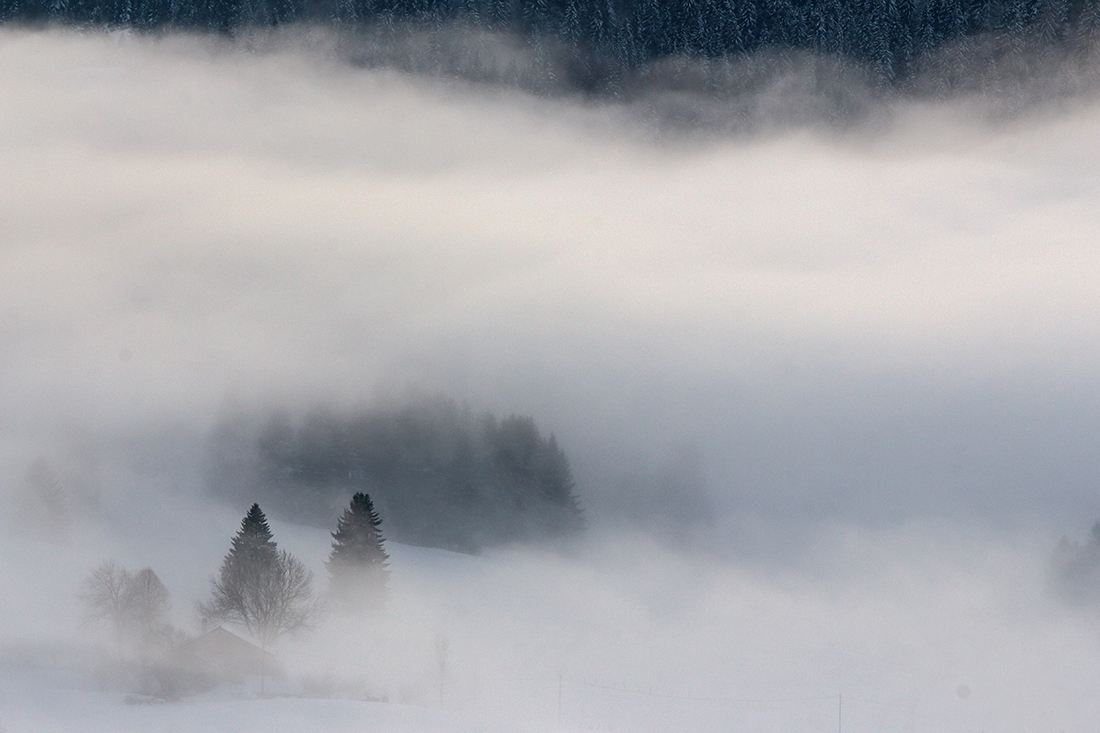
<box><xmin>177</xmin><ymin>626</ymin><xmax>278</xmax><ymax>677</ymax></box>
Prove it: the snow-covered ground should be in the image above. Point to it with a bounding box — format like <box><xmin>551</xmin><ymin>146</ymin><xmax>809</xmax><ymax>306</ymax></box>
<box><xmin>0</xmin><ymin>662</ymin><xmax>561</xmax><ymax>733</ymax></box>
<box><xmin>4</xmin><ymin>524</ymin><xmax>1100</xmax><ymax>733</ymax></box>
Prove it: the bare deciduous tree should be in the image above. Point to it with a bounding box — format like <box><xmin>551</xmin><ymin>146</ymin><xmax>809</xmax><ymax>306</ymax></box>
<box><xmin>199</xmin><ymin>504</ymin><xmax>320</xmax><ymax>692</ymax></box>
<box><xmin>203</xmin><ymin>548</ymin><xmax>318</xmax><ymax>648</ymax></box>
<box><xmin>12</xmin><ymin>457</ymin><xmax>69</xmax><ymax>539</ymax></box>
<box><xmin>81</xmin><ymin>560</ymin><xmax>132</xmax><ymax>660</ymax></box>
<box><xmin>80</xmin><ymin>562</ymin><xmax>170</xmax><ymax>661</ymax></box>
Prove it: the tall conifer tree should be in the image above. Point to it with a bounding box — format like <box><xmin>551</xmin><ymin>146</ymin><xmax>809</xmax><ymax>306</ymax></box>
<box><xmin>326</xmin><ymin>493</ymin><xmax>390</xmax><ymax>609</ymax></box>
<box><xmin>221</xmin><ymin>503</ymin><xmax>280</xmax><ymax>583</ymax></box>
<box><xmin>201</xmin><ymin>503</ymin><xmax>317</xmax><ymax>658</ymax></box>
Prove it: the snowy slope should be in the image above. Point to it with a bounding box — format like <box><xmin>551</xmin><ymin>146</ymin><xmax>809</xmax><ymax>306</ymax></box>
<box><xmin>6</xmin><ymin>528</ymin><xmax>1100</xmax><ymax>733</ymax></box>
<box><xmin>0</xmin><ymin>663</ymin><xmax>565</xmax><ymax>733</ymax></box>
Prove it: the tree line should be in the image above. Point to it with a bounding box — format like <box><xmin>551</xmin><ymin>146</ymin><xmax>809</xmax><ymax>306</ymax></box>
<box><xmin>3</xmin><ymin>0</ymin><xmax>1099</xmax><ymax>89</ymax></box>
<box><xmin>1050</xmin><ymin>519</ymin><xmax>1100</xmax><ymax>606</ymax></box>
<box><xmin>209</xmin><ymin>397</ymin><xmax>585</xmax><ymax>554</ymax></box>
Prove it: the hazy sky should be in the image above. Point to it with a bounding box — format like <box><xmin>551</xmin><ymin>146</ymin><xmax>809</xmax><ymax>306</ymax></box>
<box><xmin>4</xmin><ymin>27</ymin><xmax>1100</xmax><ymax>732</ymax></box>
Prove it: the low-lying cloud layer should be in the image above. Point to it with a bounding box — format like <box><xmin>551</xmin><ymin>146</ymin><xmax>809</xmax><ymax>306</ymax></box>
<box><xmin>4</xmin><ymin>29</ymin><xmax>1100</xmax><ymax>532</ymax></box>
<box><xmin>3</xmin><ymin>27</ymin><xmax>1100</xmax><ymax>732</ymax></box>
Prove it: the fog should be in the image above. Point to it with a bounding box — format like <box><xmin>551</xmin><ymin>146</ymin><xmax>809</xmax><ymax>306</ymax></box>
<box><xmin>3</xmin><ymin>27</ymin><xmax>1100</xmax><ymax>732</ymax></box>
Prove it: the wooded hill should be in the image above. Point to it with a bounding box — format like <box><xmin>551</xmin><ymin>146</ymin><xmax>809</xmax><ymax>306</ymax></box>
<box><xmin>4</xmin><ymin>0</ymin><xmax>1099</xmax><ymax>92</ymax></box>
<box><xmin>208</xmin><ymin>397</ymin><xmax>584</xmax><ymax>553</ymax></box>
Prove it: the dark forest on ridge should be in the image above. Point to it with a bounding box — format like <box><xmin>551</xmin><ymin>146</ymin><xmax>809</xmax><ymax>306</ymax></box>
<box><xmin>4</xmin><ymin>0</ymin><xmax>1100</xmax><ymax>92</ymax></box>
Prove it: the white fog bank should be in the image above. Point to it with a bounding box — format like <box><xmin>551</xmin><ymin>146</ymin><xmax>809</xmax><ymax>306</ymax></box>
<box><xmin>4</xmin><ymin>30</ymin><xmax>1100</xmax><ymax>532</ymax></box>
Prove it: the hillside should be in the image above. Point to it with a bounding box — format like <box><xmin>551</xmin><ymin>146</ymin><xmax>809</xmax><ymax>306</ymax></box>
<box><xmin>5</xmin><ymin>518</ymin><xmax>1100</xmax><ymax>732</ymax></box>
<box><xmin>4</xmin><ymin>0</ymin><xmax>1099</xmax><ymax>91</ymax></box>
<box><xmin>208</xmin><ymin>399</ymin><xmax>585</xmax><ymax>552</ymax></box>
<box><xmin>0</xmin><ymin>663</ymin><xmax>561</xmax><ymax>733</ymax></box>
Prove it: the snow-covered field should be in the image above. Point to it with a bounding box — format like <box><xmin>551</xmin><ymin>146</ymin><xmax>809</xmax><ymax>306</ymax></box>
<box><xmin>4</xmin><ymin>523</ymin><xmax>1100</xmax><ymax>733</ymax></box>
<box><xmin>0</xmin><ymin>662</ymin><xmax>562</xmax><ymax>733</ymax></box>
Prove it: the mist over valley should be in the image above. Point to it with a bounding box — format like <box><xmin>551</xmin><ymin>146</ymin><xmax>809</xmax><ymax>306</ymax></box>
<box><xmin>4</xmin><ymin>20</ymin><xmax>1100</xmax><ymax>731</ymax></box>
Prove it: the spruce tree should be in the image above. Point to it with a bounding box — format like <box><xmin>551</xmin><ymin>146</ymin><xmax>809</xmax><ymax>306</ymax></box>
<box><xmin>201</xmin><ymin>503</ymin><xmax>317</xmax><ymax>657</ymax></box>
<box><xmin>126</xmin><ymin>567</ymin><xmax>171</xmax><ymax>646</ymax></box>
<box><xmin>326</xmin><ymin>493</ymin><xmax>390</xmax><ymax>609</ymax></box>
<box><xmin>214</xmin><ymin>504</ymin><xmax>280</xmax><ymax>607</ymax></box>
<box><xmin>536</xmin><ymin>434</ymin><xmax>585</xmax><ymax>536</ymax></box>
